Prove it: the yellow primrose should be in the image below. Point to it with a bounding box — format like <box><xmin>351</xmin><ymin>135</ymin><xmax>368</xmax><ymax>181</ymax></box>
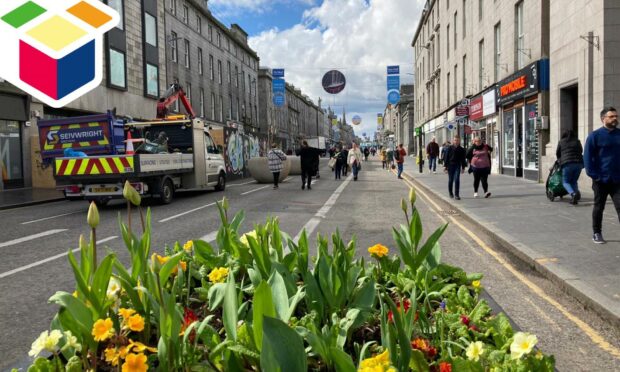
<box><xmin>105</xmin><ymin>347</ymin><xmax>121</xmax><ymax>367</ymax></box>
<box><xmin>28</xmin><ymin>330</ymin><xmax>63</xmax><ymax>357</ymax></box>
<box><xmin>183</xmin><ymin>240</ymin><xmax>193</xmax><ymax>252</ymax></box>
<box><xmin>127</xmin><ymin>314</ymin><xmax>145</xmax><ymax>332</ymax></box>
<box><xmin>510</xmin><ymin>332</ymin><xmax>538</xmax><ymax>359</ymax></box>
<box><xmin>92</xmin><ymin>318</ymin><xmax>115</xmax><ymax>342</ymax></box>
<box><xmin>154</xmin><ymin>254</ymin><xmax>186</xmax><ymax>274</ymax></box>
<box><xmin>368</xmin><ymin>244</ymin><xmax>389</xmax><ymax>258</ymax></box>
<box><xmin>208</xmin><ymin>267</ymin><xmax>229</xmax><ymax>283</ymax></box>
<box><xmin>122</xmin><ymin>352</ymin><xmax>148</xmax><ymax>372</ymax></box>
<box><xmin>472</xmin><ymin>280</ymin><xmax>481</xmax><ymax>288</ymax></box>
<box><xmin>119</xmin><ymin>308</ymin><xmax>136</xmax><ymax>320</ymax></box>
<box><xmin>128</xmin><ymin>339</ymin><xmax>158</xmax><ymax>353</ymax></box>
<box><xmin>466</xmin><ymin>341</ymin><xmax>484</xmax><ymax>361</ymax></box>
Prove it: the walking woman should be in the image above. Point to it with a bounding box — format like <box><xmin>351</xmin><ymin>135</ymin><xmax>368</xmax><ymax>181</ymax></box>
<box><xmin>466</xmin><ymin>137</ymin><xmax>493</xmax><ymax>198</ymax></box>
<box><xmin>267</xmin><ymin>143</ymin><xmax>287</xmax><ymax>189</ymax></box>
<box><xmin>556</xmin><ymin>130</ymin><xmax>584</xmax><ymax>204</ymax></box>
<box><xmin>334</xmin><ymin>146</ymin><xmax>343</xmax><ymax>180</ymax></box>
<box><xmin>348</xmin><ymin>143</ymin><xmax>363</xmax><ymax>181</ymax></box>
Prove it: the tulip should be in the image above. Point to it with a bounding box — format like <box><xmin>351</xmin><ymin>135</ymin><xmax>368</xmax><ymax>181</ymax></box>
<box><xmin>222</xmin><ymin>197</ymin><xmax>229</xmax><ymax>211</ymax></box>
<box><xmin>401</xmin><ymin>198</ymin><xmax>408</xmax><ymax>214</ymax></box>
<box><xmin>87</xmin><ymin>202</ymin><xmax>99</xmax><ymax>228</ymax></box>
<box><xmin>123</xmin><ymin>181</ymin><xmax>141</xmax><ymax>206</ymax></box>
<box><xmin>409</xmin><ymin>187</ymin><xmax>416</xmax><ymax>205</ymax></box>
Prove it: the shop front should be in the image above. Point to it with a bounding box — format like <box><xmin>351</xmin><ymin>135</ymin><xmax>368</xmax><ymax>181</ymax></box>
<box><xmin>0</xmin><ymin>93</ymin><xmax>29</xmax><ymax>189</ymax></box>
<box><xmin>496</xmin><ymin>60</ymin><xmax>549</xmax><ymax>180</ymax></box>
<box><xmin>469</xmin><ymin>89</ymin><xmax>499</xmax><ymax>173</ymax></box>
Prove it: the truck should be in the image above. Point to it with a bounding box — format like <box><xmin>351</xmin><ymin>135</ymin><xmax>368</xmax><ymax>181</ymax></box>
<box><xmin>37</xmin><ymin>84</ymin><xmax>227</xmax><ymax>205</ymax></box>
<box><xmin>306</xmin><ymin>136</ymin><xmax>327</xmax><ymax>152</ymax></box>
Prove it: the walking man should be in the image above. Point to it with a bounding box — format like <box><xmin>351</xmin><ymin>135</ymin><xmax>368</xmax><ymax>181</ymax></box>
<box><xmin>267</xmin><ymin>143</ymin><xmax>287</xmax><ymax>189</ymax></box>
<box><xmin>584</xmin><ymin>107</ymin><xmax>620</xmax><ymax>244</ymax></box>
<box><xmin>395</xmin><ymin>143</ymin><xmax>407</xmax><ymax>179</ymax></box>
<box><xmin>443</xmin><ymin>136</ymin><xmax>467</xmax><ymax>200</ymax></box>
<box><xmin>299</xmin><ymin>140</ymin><xmax>321</xmax><ymax>190</ymax></box>
<box><xmin>341</xmin><ymin>145</ymin><xmax>350</xmax><ymax>177</ymax></box>
<box><xmin>426</xmin><ymin>137</ymin><xmax>440</xmax><ymax>173</ymax></box>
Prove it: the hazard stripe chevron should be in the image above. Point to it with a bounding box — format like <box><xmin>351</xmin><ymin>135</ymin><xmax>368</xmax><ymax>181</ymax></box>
<box><xmin>55</xmin><ymin>157</ymin><xmax>135</xmax><ymax>176</ymax></box>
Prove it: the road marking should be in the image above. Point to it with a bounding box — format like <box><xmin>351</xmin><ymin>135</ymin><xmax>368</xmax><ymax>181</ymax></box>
<box><xmin>0</xmin><ymin>236</ymin><xmax>117</xmax><ymax>279</ymax></box>
<box><xmin>228</xmin><ymin>180</ymin><xmax>257</xmax><ymax>187</ymax></box>
<box><xmin>0</xmin><ymin>229</ymin><xmax>68</xmax><ymax>248</ymax></box>
<box><xmin>241</xmin><ymin>185</ymin><xmax>270</xmax><ymax>195</ymax></box>
<box><xmin>158</xmin><ymin>202</ymin><xmax>217</xmax><ymax>223</ymax></box>
<box><xmin>294</xmin><ymin>175</ymin><xmax>352</xmax><ymax>243</ymax></box>
<box><xmin>21</xmin><ymin>211</ymin><xmax>82</xmax><ymax>225</ymax></box>
<box><xmin>400</xmin><ymin>174</ymin><xmax>620</xmax><ymax>359</ymax></box>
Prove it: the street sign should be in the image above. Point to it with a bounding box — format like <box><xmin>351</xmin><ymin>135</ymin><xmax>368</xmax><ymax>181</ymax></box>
<box><xmin>322</xmin><ymin>70</ymin><xmax>346</xmax><ymax>94</ymax></box>
<box><xmin>387</xmin><ymin>75</ymin><xmax>400</xmax><ymax>91</ymax></box>
<box><xmin>272</xmin><ymin>78</ymin><xmax>285</xmax><ymax>91</ymax></box>
<box><xmin>272</xmin><ymin>78</ymin><xmax>285</xmax><ymax>107</ymax></box>
<box><xmin>387</xmin><ymin>90</ymin><xmax>400</xmax><ymax>105</ymax></box>
<box><xmin>272</xmin><ymin>68</ymin><xmax>285</xmax><ymax>78</ymax></box>
<box><xmin>387</xmin><ymin>65</ymin><xmax>400</xmax><ymax>75</ymax></box>
<box><xmin>273</xmin><ymin>92</ymin><xmax>285</xmax><ymax>107</ymax></box>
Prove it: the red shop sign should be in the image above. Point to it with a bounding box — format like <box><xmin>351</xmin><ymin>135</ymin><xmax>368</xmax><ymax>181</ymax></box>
<box><xmin>469</xmin><ymin>96</ymin><xmax>484</xmax><ymax>121</ymax></box>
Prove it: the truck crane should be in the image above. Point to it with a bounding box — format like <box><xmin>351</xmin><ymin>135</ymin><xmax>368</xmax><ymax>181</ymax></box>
<box><xmin>156</xmin><ymin>83</ymin><xmax>196</xmax><ymax>119</ymax></box>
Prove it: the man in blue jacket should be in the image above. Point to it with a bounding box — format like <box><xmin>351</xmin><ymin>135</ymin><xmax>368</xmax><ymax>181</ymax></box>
<box><xmin>584</xmin><ymin>107</ymin><xmax>620</xmax><ymax>244</ymax></box>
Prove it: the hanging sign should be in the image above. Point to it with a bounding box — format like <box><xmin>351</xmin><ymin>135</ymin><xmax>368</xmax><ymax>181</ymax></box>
<box><xmin>322</xmin><ymin>70</ymin><xmax>346</xmax><ymax>94</ymax></box>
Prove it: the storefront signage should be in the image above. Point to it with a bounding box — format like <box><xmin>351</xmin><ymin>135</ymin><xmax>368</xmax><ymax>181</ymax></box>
<box><xmin>496</xmin><ymin>61</ymin><xmax>540</xmax><ymax>105</ymax></box>
<box><xmin>469</xmin><ymin>96</ymin><xmax>484</xmax><ymax>121</ymax></box>
<box><xmin>482</xmin><ymin>89</ymin><xmax>496</xmax><ymax>117</ymax></box>
<box><xmin>456</xmin><ymin>105</ymin><xmax>469</xmax><ymax>117</ymax></box>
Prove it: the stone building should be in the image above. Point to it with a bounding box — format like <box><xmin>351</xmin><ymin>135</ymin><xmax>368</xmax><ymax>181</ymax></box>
<box><xmin>412</xmin><ymin>0</ymin><xmax>550</xmax><ymax>181</ymax></box>
<box><xmin>163</xmin><ymin>0</ymin><xmax>259</xmax><ymax>134</ymax></box>
<box><xmin>395</xmin><ymin>84</ymin><xmax>415</xmax><ymax>153</ymax></box>
<box><xmin>2</xmin><ymin>0</ymin><xmax>169</xmax><ymax>189</ymax></box>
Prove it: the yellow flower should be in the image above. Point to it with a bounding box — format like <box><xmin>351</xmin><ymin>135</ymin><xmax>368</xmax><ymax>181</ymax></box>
<box><xmin>119</xmin><ymin>308</ymin><xmax>136</xmax><ymax>320</ymax></box>
<box><xmin>466</xmin><ymin>341</ymin><xmax>484</xmax><ymax>361</ymax></box>
<box><xmin>128</xmin><ymin>339</ymin><xmax>158</xmax><ymax>353</ymax></box>
<box><xmin>107</xmin><ymin>277</ymin><xmax>122</xmax><ymax>301</ymax></box>
<box><xmin>154</xmin><ymin>254</ymin><xmax>186</xmax><ymax>274</ymax></box>
<box><xmin>239</xmin><ymin>230</ymin><xmax>258</xmax><ymax>247</ymax></box>
<box><xmin>92</xmin><ymin>318</ymin><xmax>115</xmax><ymax>342</ymax></box>
<box><xmin>28</xmin><ymin>330</ymin><xmax>63</xmax><ymax>357</ymax></box>
<box><xmin>368</xmin><ymin>244</ymin><xmax>389</xmax><ymax>258</ymax></box>
<box><xmin>105</xmin><ymin>347</ymin><xmax>121</xmax><ymax>366</ymax></box>
<box><xmin>72</xmin><ymin>290</ymin><xmax>78</xmax><ymax>298</ymax></box>
<box><xmin>127</xmin><ymin>314</ymin><xmax>145</xmax><ymax>332</ymax></box>
<box><xmin>122</xmin><ymin>353</ymin><xmax>148</xmax><ymax>372</ymax></box>
<box><xmin>472</xmin><ymin>280</ymin><xmax>481</xmax><ymax>288</ymax></box>
<box><xmin>510</xmin><ymin>332</ymin><xmax>538</xmax><ymax>359</ymax></box>
<box><xmin>208</xmin><ymin>267</ymin><xmax>229</xmax><ymax>283</ymax></box>
<box><xmin>374</xmin><ymin>350</ymin><xmax>390</xmax><ymax>365</ymax></box>
<box><xmin>535</xmin><ymin>351</ymin><xmax>544</xmax><ymax>360</ymax></box>
<box><xmin>183</xmin><ymin>240</ymin><xmax>193</xmax><ymax>252</ymax></box>
<box><xmin>358</xmin><ymin>350</ymin><xmax>393</xmax><ymax>372</ymax></box>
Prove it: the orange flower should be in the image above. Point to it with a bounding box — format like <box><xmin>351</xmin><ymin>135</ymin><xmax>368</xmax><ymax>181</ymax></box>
<box><xmin>122</xmin><ymin>353</ymin><xmax>148</xmax><ymax>372</ymax></box>
<box><xmin>92</xmin><ymin>318</ymin><xmax>115</xmax><ymax>342</ymax></box>
<box><xmin>368</xmin><ymin>244</ymin><xmax>389</xmax><ymax>258</ymax></box>
<box><xmin>127</xmin><ymin>314</ymin><xmax>145</xmax><ymax>332</ymax></box>
<box><xmin>439</xmin><ymin>362</ymin><xmax>452</xmax><ymax>372</ymax></box>
<box><xmin>119</xmin><ymin>308</ymin><xmax>136</xmax><ymax>320</ymax></box>
<box><xmin>154</xmin><ymin>254</ymin><xmax>186</xmax><ymax>274</ymax></box>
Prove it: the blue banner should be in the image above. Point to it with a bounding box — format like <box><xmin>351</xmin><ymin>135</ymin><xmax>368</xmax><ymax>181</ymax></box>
<box><xmin>272</xmin><ymin>68</ymin><xmax>285</xmax><ymax>78</ymax></box>
<box><xmin>387</xmin><ymin>90</ymin><xmax>400</xmax><ymax>105</ymax></box>
<box><xmin>387</xmin><ymin>65</ymin><xmax>400</xmax><ymax>75</ymax></box>
<box><xmin>272</xmin><ymin>78</ymin><xmax>285</xmax><ymax>107</ymax></box>
<box><xmin>387</xmin><ymin>75</ymin><xmax>400</xmax><ymax>91</ymax></box>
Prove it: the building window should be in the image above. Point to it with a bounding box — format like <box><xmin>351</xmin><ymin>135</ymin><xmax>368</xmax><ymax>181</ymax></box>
<box><xmin>515</xmin><ymin>1</ymin><xmax>524</xmax><ymax>69</ymax></box>
<box><xmin>109</xmin><ymin>48</ymin><xmax>126</xmax><ymax>88</ymax></box>
<box><xmin>208</xmin><ymin>25</ymin><xmax>213</xmax><ymax>42</ymax></box>
<box><xmin>447</xmin><ymin>24</ymin><xmax>450</xmax><ymax>58</ymax></box>
<box><xmin>453</xmin><ymin>12</ymin><xmax>457</xmax><ymax>50</ymax></box>
<box><xmin>146</xmin><ymin>63</ymin><xmax>158</xmax><ymax>96</ymax></box>
<box><xmin>447</xmin><ymin>0</ymin><xmax>450</xmax><ymax>9</ymax></box>
<box><xmin>168</xmin><ymin>0</ymin><xmax>176</xmax><ymax>15</ymax></box>
<box><xmin>196</xmin><ymin>15</ymin><xmax>201</xmax><ymax>34</ymax></box>
<box><xmin>462</xmin><ymin>0</ymin><xmax>466</xmax><ymax>38</ymax></box>
<box><xmin>199</xmin><ymin>88</ymin><xmax>205</xmax><ymax>117</ymax></box>
<box><xmin>219</xmin><ymin>95</ymin><xmax>224</xmax><ymax>122</ymax></box>
<box><xmin>185</xmin><ymin>82</ymin><xmax>192</xmax><ymax>105</ymax></box>
<box><xmin>236</xmin><ymin>97</ymin><xmax>240</xmax><ymax>120</ymax></box>
<box><xmin>197</xmin><ymin>48</ymin><xmax>203</xmax><ymax>75</ymax></box>
<box><xmin>462</xmin><ymin>55</ymin><xmax>466</xmax><ymax>96</ymax></box>
<box><xmin>494</xmin><ymin>22</ymin><xmax>501</xmax><ymax>81</ymax></box>
<box><xmin>209</xmin><ymin>55</ymin><xmax>214</xmax><ymax>80</ymax></box>
<box><xmin>144</xmin><ymin>12</ymin><xmax>156</xmax><ymax>47</ymax></box>
<box><xmin>227</xmin><ymin>61</ymin><xmax>231</xmax><ymax>83</ymax></box>
<box><xmin>183</xmin><ymin>39</ymin><xmax>190</xmax><ymax>68</ymax></box>
<box><xmin>182</xmin><ymin>5</ymin><xmax>188</xmax><ymax>24</ymax></box>
<box><xmin>454</xmin><ymin>64</ymin><xmax>457</xmax><ymax>101</ymax></box>
<box><xmin>170</xmin><ymin>31</ymin><xmax>178</xmax><ymax>62</ymax></box>
<box><xmin>217</xmin><ymin>32</ymin><xmax>221</xmax><ymax>48</ymax></box>
<box><xmin>228</xmin><ymin>94</ymin><xmax>233</xmax><ymax>119</ymax></box>
<box><xmin>478</xmin><ymin>39</ymin><xmax>484</xmax><ymax>89</ymax></box>
<box><xmin>227</xmin><ymin>39</ymin><xmax>230</xmax><ymax>51</ymax></box>
<box><xmin>478</xmin><ymin>0</ymin><xmax>483</xmax><ymax>21</ymax></box>
<box><xmin>447</xmin><ymin>72</ymin><xmax>451</xmax><ymax>105</ymax></box>
<box><xmin>217</xmin><ymin>60</ymin><xmax>222</xmax><ymax>84</ymax></box>
<box><xmin>210</xmin><ymin>92</ymin><xmax>215</xmax><ymax>120</ymax></box>
<box><xmin>235</xmin><ymin>65</ymin><xmax>239</xmax><ymax>87</ymax></box>
<box><xmin>108</xmin><ymin>0</ymin><xmax>124</xmax><ymax>30</ymax></box>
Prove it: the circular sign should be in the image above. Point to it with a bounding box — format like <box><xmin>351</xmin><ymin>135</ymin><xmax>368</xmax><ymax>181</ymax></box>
<box><xmin>387</xmin><ymin>90</ymin><xmax>400</xmax><ymax>105</ymax></box>
<box><xmin>447</xmin><ymin>123</ymin><xmax>455</xmax><ymax>130</ymax></box>
<box><xmin>352</xmin><ymin>115</ymin><xmax>362</xmax><ymax>125</ymax></box>
<box><xmin>322</xmin><ymin>70</ymin><xmax>346</xmax><ymax>94</ymax></box>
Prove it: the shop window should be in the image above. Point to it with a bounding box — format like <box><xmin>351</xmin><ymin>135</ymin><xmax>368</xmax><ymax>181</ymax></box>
<box><xmin>503</xmin><ymin>110</ymin><xmax>515</xmax><ymax>167</ymax></box>
<box><xmin>0</xmin><ymin>120</ymin><xmax>22</xmax><ymax>188</ymax></box>
<box><xmin>524</xmin><ymin>101</ymin><xmax>539</xmax><ymax>169</ymax></box>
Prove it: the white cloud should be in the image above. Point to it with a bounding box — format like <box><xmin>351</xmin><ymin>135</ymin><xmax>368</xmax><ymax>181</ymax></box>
<box><xmin>249</xmin><ymin>0</ymin><xmax>424</xmax><ymax>138</ymax></box>
<box><xmin>209</xmin><ymin>0</ymin><xmax>317</xmax><ymax>16</ymax></box>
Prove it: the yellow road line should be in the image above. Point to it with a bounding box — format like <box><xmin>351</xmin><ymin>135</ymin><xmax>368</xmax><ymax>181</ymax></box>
<box><xmin>397</xmin><ymin>172</ymin><xmax>620</xmax><ymax>359</ymax></box>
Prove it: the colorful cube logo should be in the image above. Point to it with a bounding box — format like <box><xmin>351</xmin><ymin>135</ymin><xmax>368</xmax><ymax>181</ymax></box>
<box><xmin>0</xmin><ymin>1</ymin><xmax>119</xmax><ymax>107</ymax></box>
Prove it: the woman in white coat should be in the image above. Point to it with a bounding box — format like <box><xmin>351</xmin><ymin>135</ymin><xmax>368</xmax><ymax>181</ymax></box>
<box><xmin>348</xmin><ymin>143</ymin><xmax>363</xmax><ymax>181</ymax></box>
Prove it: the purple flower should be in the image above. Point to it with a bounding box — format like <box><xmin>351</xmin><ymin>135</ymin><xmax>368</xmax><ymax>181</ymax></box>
<box><xmin>440</xmin><ymin>301</ymin><xmax>446</xmax><ymax>310</ymax></box>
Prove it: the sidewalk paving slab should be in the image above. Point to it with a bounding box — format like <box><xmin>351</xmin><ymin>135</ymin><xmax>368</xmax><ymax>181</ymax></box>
<box><xmin>0</xmin><ymin>188</ymin><xmax>64</xmax><ymax>210</ymax></box>
<box><xmin>402</xmin><ymin>163</ymin><xmax>620</xmax><ymax>329</ymax></box>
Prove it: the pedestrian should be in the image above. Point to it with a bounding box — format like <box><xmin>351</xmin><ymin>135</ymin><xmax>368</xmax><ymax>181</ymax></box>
<box><xmin>371</xmin><ymin>147</ymin><xmax>377</xmax><ymax>157</ymax></box>
<box><xmin>380</xmin><ymin>146</ymin><xmax>387</xmax><ymax>169</ymax></box>
<box><xmin>443</xmin><ymin>136</ymin><xmax>467</xmax><ymax>200</ymax></box>
<box><xmin>395</xmin><ymin>143</ymin><xmax>407</xmax><ymax>179</ymax></box>
<box><xmin>426</xmin><ymin>137</ymin><xmax>440</xmax><ymax>173</ymax></box>
<box><xmin>556</xmin><ymin>130</ymin><xmax>584</xmax><ymax>205</ymax></box>
<box><xmin>466</xmin><ymin>137</ymin><xmax>493</xmax><ymax>198</ymax></box>
<box><xmin>267</xmin><ymin>143</ymin><xmax>287</xmax><ymax>189</ymax></box>
<box><xmin>333</xmin><ymin>146</ymin><xmax>343</xmax><ymax>180</ymax></box>
<box><xmin>348</xmin><ymin>143</ymin><xmax>363</xmax><ymax>181</ymax></box>
<box><xmin>341</xmin><ymin>146</ymin><xmax>350</xmax><ymax>176</ymax></box>
<box><xmin>439</xmin><ymin>141</ymin><xmax>451</xmax><ymax>166</ymax></box>
<box><xmin>386</xmin><ymin>147</ymin><xmax>394</xmax><ymax>170</ymax></box>
<box><xmin>299</xmin><ymin>140</ymin><xmax>322</xmax><ymax>190</ymax></box>
<box><xmin>584</xmin><ymin>106</ymin><xmax>620</xmax><ymax>244</ymax></box>
<box><xmin>364</xmin><ymin>147</ymin><xmax>370</xmax><ymax>161</ymax></box>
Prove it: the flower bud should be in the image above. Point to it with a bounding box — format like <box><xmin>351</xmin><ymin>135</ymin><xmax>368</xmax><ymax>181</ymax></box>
<box><xmin>123</xmin><ymin>181</ymin><xmax>141</xmax><ymax>206</ymax></box>
<box><xmin>87</xmin><ymin>202</ymin><xmax>99</xmax><ymax>228</ymax></box>
<box><xmin>79</xmin><ymin>234</ymin><xmax>88</xmax><ymax>250</ymax></box>
<box><xmin>401</xmin><ymin>198</ymin><xmax>408</xmax><ymax>214</ymax></box>
<box><xmin>409</xmin><ymin>187</ymin><xmax>416</xmax><ymax>205</ymax></box>
<box><xmin>222</xmin><ymin>197</ymin><xmax>229</xmax><ymax>211</ymax></box>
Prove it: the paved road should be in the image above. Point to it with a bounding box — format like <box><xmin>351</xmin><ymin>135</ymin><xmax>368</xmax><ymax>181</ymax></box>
<box><xmin>2</xmin><ymin>159</ymin><xmax>619</xmax><ymax>370</ymax></box>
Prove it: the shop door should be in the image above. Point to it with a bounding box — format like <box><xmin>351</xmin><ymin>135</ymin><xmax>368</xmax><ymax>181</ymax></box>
<box><xmin>515</xmin><ymin>107</ymin><xmax>524</xmax><ymax>177</ymax></box>
<box><xmin>0</xmin><ymin>120</ymin><xmax>24</xmax><ymax>189</ymax></box>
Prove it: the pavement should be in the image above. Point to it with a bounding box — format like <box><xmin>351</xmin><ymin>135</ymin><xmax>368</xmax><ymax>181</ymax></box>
<box><xmin>0</xmin><ymin>188</ymin><xmax>64</xmax><ymax>210</ymax></box>
<box><xmin>402</xmin><ymin>160</ymin><xmax>620</xmax><ymax>329</ymax></box>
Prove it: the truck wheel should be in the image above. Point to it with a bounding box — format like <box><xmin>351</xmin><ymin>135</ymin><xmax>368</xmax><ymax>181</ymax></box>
<box><xmin>214</xmin><ymin>172</ymin><xmax>226</xmax><ymax>191</ymax></box>
<box><xmin>159</xmin><ymin>179</ymin><xmax>174</xmax><ymax>204</ymax></box>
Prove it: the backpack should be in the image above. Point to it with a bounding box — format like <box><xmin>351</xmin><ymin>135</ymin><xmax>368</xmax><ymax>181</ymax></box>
<box><xmin>393</xmin><ymin>148</ymin><xmax>400</xmax><ymax>161</ymax></box>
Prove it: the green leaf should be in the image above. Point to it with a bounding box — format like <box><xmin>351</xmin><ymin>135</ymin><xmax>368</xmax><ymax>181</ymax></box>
<box><xmin>157</xmin><ymin>336</ymin><xmax>168</xmax><ymax>372</ymax></box>
<box><xmin>409</xmin><ymin>349</ymin><xmax>430</xmax><ymax>372</ymax></box>
<box><xmin>330</xmin><ymin>347</ymin><xmax>357</xmax><ymax>372</ymax></box>
<box><xmin>284</xmin><ymin>287</ymin><xmax>305</xmax><ymax>323</ymax></box>
<box><xmin>253</xmin><ymin>281</ymin><xmax>276</xmax><ymax>351</ymax></box>
<box><xmin>488</xmin><ymin>313</ymin><xmax>514</xmax><ymax>348</ymax></box>
<box><xmin>230</xmin><ymin>209</ymin><xmax>245</xmax><ymax>232</ymax></box>
<box><xmin>91</xmin><ymin>254</ymin><xmax>115</xmax><ymax>313</ymax></box>
<box><xmin>268</xmin><ymin>271</ymin><xmax>289</xmax><ymax>321</ymax></box>
<box><xmin>451</xmin><ymin>357</ymin><xmax>484</xmax><ymax>372</ymax></box>
<box><xmin>392</xmin><ymin>227</ymin><xmax>415</xmax><ymax>268</ymax></box>
<box><xmin>469</xmin><ymin>299</ymin><xmax>492</xmax><ymax>323</ymax></box>
<box><xmin>193</xmin><ymin>239</ymin><xmax>215</xmax><ymax>264</ymax></box>
<box><xmin>261</xmin><ymin>316</ymin><xmax>307</xmax><ymax>372</ymax></box>
<box><xmin>67</xmin><ymin>250</ymin><xmax>101</xmax><ymax>312</ymax></box>
<box><xmin>351</xmin><ymin>277</ymin><xmax>376</xmax><ymax>311</ymax></box>
<box><xmin>223</xmin><ymin>272</ymin><xmax>238</xmax><ymax>341</ymax></box>
<box><xmin>48</xmin><ymin>292</ymin><xmax>94</xmax><ymax>334</ymax></box>
<box><xmin>159</xmin><ymin>252</ymin><xmax>184</xmax><ymax>284</ymax></box>
<box><xmin>208</xmin><ymin>283</ymin><xmax>226</xmax><ymax>311</ymax></box>
<box><xmin>411</xmin><ymin>223</ymin><xmax>448</xmax><ymax>272</ymax></box>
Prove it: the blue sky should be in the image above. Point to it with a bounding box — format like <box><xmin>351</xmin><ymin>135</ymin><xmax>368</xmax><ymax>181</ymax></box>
<box><xmin>208</xmin><ymin>0</ymin><xmax>423</xmax><ymax>138</ymax></box>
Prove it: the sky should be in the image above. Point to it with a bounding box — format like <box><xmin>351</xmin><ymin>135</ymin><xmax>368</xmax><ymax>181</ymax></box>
<box><xmin>209</xmin><ymin>0</ymin><xmax>424</xmax><ymax>139</ymax></box>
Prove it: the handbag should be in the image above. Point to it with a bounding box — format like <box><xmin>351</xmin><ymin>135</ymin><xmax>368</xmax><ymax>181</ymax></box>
<box><xmin>328</xmin><ymin>157</ymin><xmax>336</xmax><ymax>169</ymax></box>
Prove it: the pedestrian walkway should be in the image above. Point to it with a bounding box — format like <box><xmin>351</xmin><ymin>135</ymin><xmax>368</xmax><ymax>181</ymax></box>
<box><xmin>0</xmin><ymin>188</ymin><xmax>64</xmax><ymax>210</ymax></box>
<box><xmin>403</xmin><ymin>163</ymin><xmax>620</xmax><ymax>328</ymax></box>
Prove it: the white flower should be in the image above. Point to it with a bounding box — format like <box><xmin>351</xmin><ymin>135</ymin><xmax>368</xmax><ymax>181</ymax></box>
<box><xmin>510</xmin><ymin>332</ymin><xmax>538</xmax><ymax>359</ymax></box>
<box><xmin>466</xmin><ymin>341</ymin><xmax>484</xmax><ymax>361</ymax></box>
<box><xmin>29</xmin><ymin>330</ymin><xmax>63</xmax><ymax>357</ymax></box>
<box><xmin>62</xmin><ymin>330</ymin><xmax>82</xmax><ymax>352</ymax></box>
<box><xmin>106</xmin><ymin>277</ymin><xmax>121</xmax><ymax>301</ymax></box>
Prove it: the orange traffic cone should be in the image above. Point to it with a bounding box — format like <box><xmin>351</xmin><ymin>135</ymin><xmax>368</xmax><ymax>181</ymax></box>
<box><xmin>125</xmin><ymin>131</ymin><xmax>135</xmax><ymax>155</ymax></box>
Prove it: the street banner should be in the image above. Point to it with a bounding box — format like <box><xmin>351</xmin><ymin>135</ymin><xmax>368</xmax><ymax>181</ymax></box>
<box><xmin>272</xmin><ymin>68</ymin><xmax>284</xmax><ymax>78</ymax></box>
<box><xmin>322</xmin><ymin>70</ymin><xmax>346</xmax><ymax>94</ymax></box>
<box><xmin>387</xmin><ymin>75</ymin><xmax>400</xmax><ymax>90</ymax></box>
<box><xmin>272</xmin><ymin>77</ymin><xmax>285</xmax><ymax>107</ymax></box>
<box><xmin>387</xmin><ymin>65</ymin><xmax>400</xmax><ymax>75</ymax></box>
<box><xmin>377</xmin><ymin>114</ymin><xmax>383</xmax><ymax>125</ymax></box>
<box><xmin>332</xmin><ymin>118</ymin><xmax>339</xmax><ymax>126</ymax></box>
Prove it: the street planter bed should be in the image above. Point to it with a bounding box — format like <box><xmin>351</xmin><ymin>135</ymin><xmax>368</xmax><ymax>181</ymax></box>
<box><xmin>19</xmin><ymin>183</ymin><xmax>554</xmax><ymax>372</ymax></box>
